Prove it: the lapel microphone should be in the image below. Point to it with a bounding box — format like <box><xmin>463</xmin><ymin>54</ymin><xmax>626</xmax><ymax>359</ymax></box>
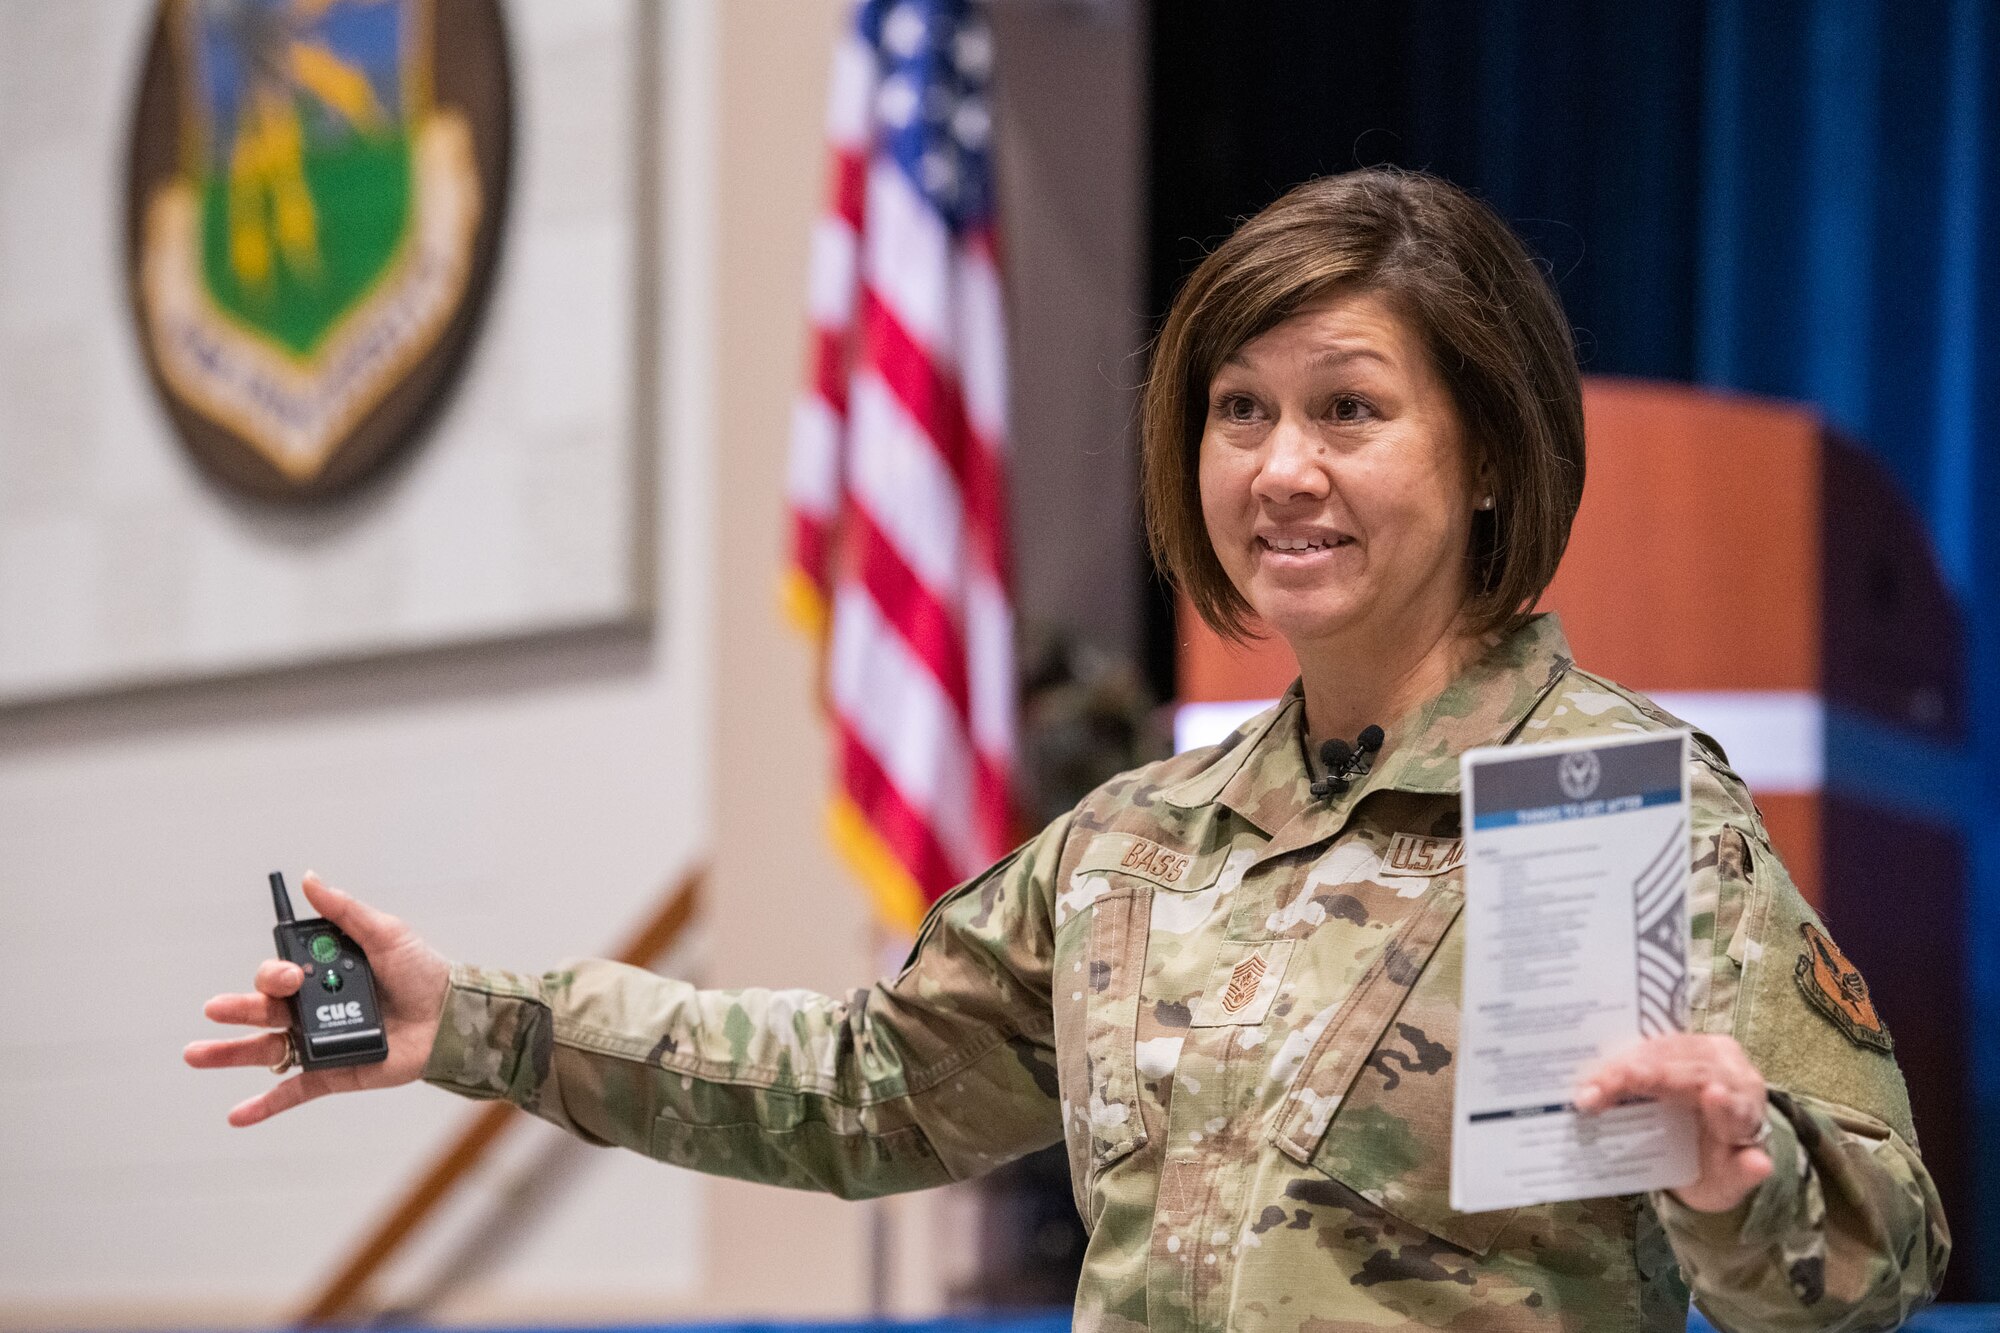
<box><xmin>1310</xmin><ymin>724</ymin><xmax>1385</xmax><ymax>800</ymax></box>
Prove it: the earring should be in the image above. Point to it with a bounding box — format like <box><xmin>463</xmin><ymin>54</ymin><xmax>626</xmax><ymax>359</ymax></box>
<box><xmin>1477</xmin><ymin>495</ymin><xmax>1495</xmax><ymax>510</ymax></box>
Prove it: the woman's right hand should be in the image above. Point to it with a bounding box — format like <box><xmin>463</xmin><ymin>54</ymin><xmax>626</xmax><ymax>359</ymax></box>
<box><xmin>185</xmin><ymin>872</ymin><xmax>453</xmax><ymax>1126</ymax></box>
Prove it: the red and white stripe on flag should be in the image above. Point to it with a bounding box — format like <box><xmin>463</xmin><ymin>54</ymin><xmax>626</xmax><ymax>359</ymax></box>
<box><xmin>784</xmin><ymin>0</ymin><xmax>1014</xmax><ymax>934</ymax></box>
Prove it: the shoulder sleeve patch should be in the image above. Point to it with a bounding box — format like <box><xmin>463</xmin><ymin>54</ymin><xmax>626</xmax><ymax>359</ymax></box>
<box><xmin>1794</xmin><ymin>922</ymin><xmax>1894</xmax><ymax>1054</ymax></box>
<box><xmin>1731</xmin><ymin>835</ymin><xmax>1914</xmax><ymax>1140</ymax></box>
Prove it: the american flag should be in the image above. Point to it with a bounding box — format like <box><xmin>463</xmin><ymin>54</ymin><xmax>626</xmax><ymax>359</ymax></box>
<box><xmin>785</xmin><ymin>0</ymin><xmax>1014</xmax><ymax>933</ymax></box>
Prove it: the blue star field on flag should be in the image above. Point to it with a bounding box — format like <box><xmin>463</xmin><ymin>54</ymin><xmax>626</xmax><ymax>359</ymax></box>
<box><xmin>855</xmin><ymin>0</ymin><xmax>995</xmax><ymax>231</ymax></box>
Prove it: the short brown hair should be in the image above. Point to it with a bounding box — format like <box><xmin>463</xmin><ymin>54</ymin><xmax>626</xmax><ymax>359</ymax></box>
<box><xmin>1140</xmin><ymin>168</ymin><xmax>1585</xmax><ymax>640</ymax></box>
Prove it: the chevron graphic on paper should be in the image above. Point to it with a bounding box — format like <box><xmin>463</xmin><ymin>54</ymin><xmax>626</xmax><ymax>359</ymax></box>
<box><xmin>1633</xmin><ymin>819</ymin><xmax>1689</xmax><ymax>1036</ymax></box>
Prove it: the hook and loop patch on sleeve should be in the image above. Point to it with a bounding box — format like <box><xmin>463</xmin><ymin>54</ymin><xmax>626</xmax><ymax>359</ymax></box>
<box><xmin>1794</xmin><ymin>922</ymin><xmax>1893</xmax><ymax>1054</ymax></box>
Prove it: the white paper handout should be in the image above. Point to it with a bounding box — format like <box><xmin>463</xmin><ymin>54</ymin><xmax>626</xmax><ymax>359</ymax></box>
<box><xmin>1450</xmin><ymin>730</ymin><xmax>1701</xmax><ymax>1213</ymax></box>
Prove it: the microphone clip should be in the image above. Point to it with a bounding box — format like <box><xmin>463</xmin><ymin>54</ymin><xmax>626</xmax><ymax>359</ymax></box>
<box><xmin>1309</xmin><ymin>725</ymin><xmax>1385</xmax><ymax>800</ymax></box>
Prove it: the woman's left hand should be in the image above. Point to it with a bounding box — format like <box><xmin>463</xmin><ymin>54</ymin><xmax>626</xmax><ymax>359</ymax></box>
<box><xmin>1576</xmin><ymin>1032</ymin><xmax>1774</xmax><ymax>1213</ymax></box>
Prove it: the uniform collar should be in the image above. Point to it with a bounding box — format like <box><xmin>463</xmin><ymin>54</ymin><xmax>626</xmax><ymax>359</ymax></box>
<box><xmin>1358</xmin><ymin>612</ymin><xmax>1575</xmax><ymax>795</ymax></box>
<box><xmin>1153</xmin><ymin>686</ymin><xmax>1304</xmax><ymax>830</ymax></box>
<box><xmin>1160</xmin><ymin>613</ymin><xmax>1576</xmax><ymax>834</ymax></box>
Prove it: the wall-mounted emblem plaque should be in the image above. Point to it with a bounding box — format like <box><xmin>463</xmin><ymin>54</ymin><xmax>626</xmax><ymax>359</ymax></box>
<box><xmin>125</xmin><ymin>0</ymin><xmax>511</xmax><ymax>500</ymax></box>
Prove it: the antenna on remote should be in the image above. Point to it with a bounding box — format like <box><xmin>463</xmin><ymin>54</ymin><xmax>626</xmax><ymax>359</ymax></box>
<box><xmin>270</xmin><ymin>871</ymin><xmax>296</xmax><ymax>924</ymax></box>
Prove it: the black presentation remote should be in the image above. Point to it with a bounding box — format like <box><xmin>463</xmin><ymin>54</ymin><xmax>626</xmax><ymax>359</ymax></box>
<box><xmin>269</xmin><ymin>872</ymin><xmax>389</xmax><ymax>1069</ymax></box>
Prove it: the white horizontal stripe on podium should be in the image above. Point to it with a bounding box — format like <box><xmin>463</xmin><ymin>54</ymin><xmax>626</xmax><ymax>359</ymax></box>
<box><xmin>1173</xmin><ymin>691</ymin><xmax>1824</xmax><ymax>795</ymax></box>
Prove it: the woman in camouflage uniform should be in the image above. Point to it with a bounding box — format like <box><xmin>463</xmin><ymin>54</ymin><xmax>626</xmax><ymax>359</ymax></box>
<box><xmin>192</xmin><ymin>169</ymin><xmax>1947</xmax><ymax>1332</ymax></box>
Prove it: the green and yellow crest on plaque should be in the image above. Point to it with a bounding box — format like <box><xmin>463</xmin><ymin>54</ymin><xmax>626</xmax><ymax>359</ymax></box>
<box><xmin>128</xmin><ymin>0</ymin><xmax>511</xmax><ymax>499</ymax></box>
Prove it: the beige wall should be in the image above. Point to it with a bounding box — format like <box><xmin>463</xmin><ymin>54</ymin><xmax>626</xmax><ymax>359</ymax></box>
<box><xmin>0</xmin><ymin>0</ymin><xmax>1145</xmax><ymax>1326</ymax></box>
<box><xmin>699</xmin><ymin>0</ymin><xmax>881</xmax><ymax>1315</ymax></box>
<box><xmin>0</xmin><ymin>2</ymin><xmax>727</xmax><ymax>1325</ymax></box>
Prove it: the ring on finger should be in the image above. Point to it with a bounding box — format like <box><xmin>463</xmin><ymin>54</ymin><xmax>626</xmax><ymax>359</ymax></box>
<box><xmin>1732</xmin><ymin>1113</ymin><xmax>1773</xmax><ymax>1151</ymax></box>
<box><xmin>268</xmin><ymin>1030</ymin><xmax>298</xmax><ymax>1075</ymax></box>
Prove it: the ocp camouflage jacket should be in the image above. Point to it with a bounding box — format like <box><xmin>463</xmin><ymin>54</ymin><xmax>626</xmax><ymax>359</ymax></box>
<box><xmin>425</xmin><ymin>614</ymin><xmax>1948</xmax><ymax>1332</ymax></box>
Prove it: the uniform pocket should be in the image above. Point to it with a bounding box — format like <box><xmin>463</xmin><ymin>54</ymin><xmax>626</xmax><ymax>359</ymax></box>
<box><xmin>1190</xmin><ymin>938</ymin><xmax>1294</xmax><ymax>1027</ymax></box>
<box><xmin>1272</xmin><ymin>886</ymin><xmax>1519</xmax><ymax>1256</ymax></box>
<box><xmin>1054</xmin><ymin>832</ymin><xmax>1233</xmax><ymax>1227</ymax></box>
<box><xmin>1053</xmin><ymin>884</ymin><xmax>1150</xmax><ymax>1225</ymax></box>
